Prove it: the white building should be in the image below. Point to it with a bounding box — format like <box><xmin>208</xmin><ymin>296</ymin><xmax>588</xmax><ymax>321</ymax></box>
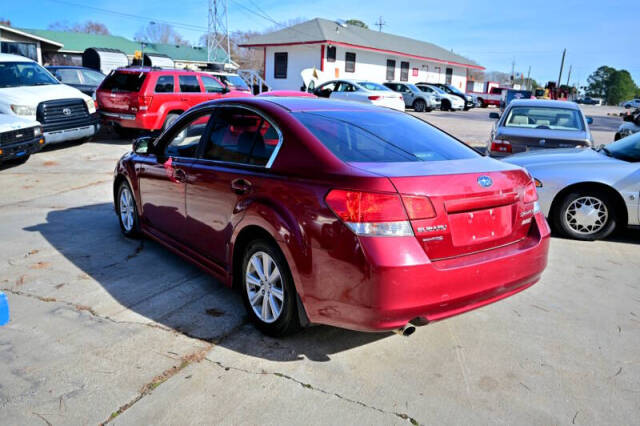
<box><xmin>240</xmin><ymin>18</ymin><xmax>484</xmax><ymax>91</ymax></box>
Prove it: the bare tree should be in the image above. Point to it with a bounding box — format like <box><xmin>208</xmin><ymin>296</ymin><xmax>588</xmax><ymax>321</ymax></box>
<box><xmin>48</xmin><ymin>20</ymin><xmax>110</xmax><ymax>34</ymax></box>
<box><xmin>135</xmin><ymin>23</ymin><xmax>189</xmax><ymax>46</ymax></box>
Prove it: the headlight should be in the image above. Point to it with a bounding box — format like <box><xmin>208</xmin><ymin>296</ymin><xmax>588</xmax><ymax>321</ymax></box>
<box><xmin>33</xmin><ymin>126</ymin><xmax>42</xmax><ymax>137</ymax></box>
<box><xmin>85</xmin><ymin>98</ymin><xmax>96</xmax><ymax>114</ymax></box>
<box><xmin>10</xmin><ymin>105</ymin><xmax>36</xmax><ymax>116</ymax></box>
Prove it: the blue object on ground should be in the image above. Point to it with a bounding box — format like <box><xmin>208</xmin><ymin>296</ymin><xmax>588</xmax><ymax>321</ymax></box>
<box><xmin>0</xmin><ymin>292</ymin><xmax>9</xmax><ymax>326</ymax></box>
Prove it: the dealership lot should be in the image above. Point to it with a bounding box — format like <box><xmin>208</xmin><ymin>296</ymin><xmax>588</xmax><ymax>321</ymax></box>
<box><xmin>1</xmin><ymin>106</ymin><xmax>638</xmax><ymax>425</ymax></box>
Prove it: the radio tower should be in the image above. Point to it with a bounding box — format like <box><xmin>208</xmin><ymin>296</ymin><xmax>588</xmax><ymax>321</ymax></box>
<box><xmin>208</xmin><ymin>0</ymin><xmax>231</xmax><ymax>65</ymax></box>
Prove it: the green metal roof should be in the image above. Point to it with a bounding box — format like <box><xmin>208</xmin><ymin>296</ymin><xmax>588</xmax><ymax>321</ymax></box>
<box><xmin>19</xmin><ymin>28</ymin><xmax>229</xmax><ymax>63</ymax></box>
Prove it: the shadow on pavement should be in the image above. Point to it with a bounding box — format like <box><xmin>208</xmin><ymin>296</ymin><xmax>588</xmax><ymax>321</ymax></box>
<box><xmin>24</xmin><ymin>202</ymin><xmax>390</xmax><ymax>362</ymax></box>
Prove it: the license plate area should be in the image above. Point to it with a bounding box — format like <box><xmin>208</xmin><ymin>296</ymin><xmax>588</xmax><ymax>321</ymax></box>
<box><xmin>449</xmin><ymin>205</ymin><xmax>512</xmax><ymax>246</ymax></box>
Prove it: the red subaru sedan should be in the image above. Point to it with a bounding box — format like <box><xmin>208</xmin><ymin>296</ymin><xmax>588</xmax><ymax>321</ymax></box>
<box><xmin>113</xmin><ymin>97</ymin><xmax>550</xmax><ymax>336</ymax></box>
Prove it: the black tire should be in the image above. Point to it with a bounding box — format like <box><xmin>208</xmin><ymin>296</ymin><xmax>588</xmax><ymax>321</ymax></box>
<box><xmin>614</xmin><ymin>133</ymin><xmax>622</xmax><ymax>141</ymax></box>
<box><xmin>240</xmin><ymin>239</ymin><xmax>300</xmax><ymax>337</ymax></box>
<box><xmin>413</xmin><ymin>99</ymin><xmax>426</xmax><ymax>112</ymax></box>
<box><xmin>552</xmin><ymin>190</ymin><xmax>617</xmax><ymax>241</ymax></box>
<box><xmin>441</xmin><ymin>99</ymin><xmax>451</xmax><ymax>111</ymax></box>
<box><xmin>7</xmin><ymin>155</ymin><xmax>31</xmax><ymax>166</ymax></box>
<box><xmin>163</xmin><ymin>113</ymin><xmax>180</xmax><ymax>132</ymax></box>
<box><xmin>116</xmin><ymin>180</ymin><xmax>141</xmax><ymax>238</ymax></box>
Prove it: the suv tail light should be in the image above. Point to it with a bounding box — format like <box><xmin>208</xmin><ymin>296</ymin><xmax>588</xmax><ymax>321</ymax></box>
<box><xmin>325</xmin><ymin>190</ymin><xmax>413</xmax><ymax>236</ymax></box>
<box><xmin>491</xmin><ymin>139</ymin><xmax>512</xmax><ymax>153</ymax></box>
<box><xmin>136</xmin><ymin>95</ymin><xmax>154</xmax><ymax>111</ymax></box>
<box><xmin>368</xmin><ymin>95</ymin><xmax>381</xmax><ymax>101</ymax></box>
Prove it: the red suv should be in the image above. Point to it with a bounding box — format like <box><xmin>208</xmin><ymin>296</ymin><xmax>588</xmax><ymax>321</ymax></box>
<box><xmin>97</xmin><ymin>68</ymin><xmax>251</xmax><ymax>136</ymax></box>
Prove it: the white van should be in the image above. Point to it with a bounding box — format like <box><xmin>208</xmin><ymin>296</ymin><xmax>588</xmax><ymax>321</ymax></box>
<box><xmin>0</xmin><ymin>53</ymin><xmax>98</xmax><ymax>145</ymax></box>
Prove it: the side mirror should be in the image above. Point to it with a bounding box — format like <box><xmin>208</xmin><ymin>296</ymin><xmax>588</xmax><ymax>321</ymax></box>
<box><xmin>586</xmin><ymin>116</ymin><xmax>594</xmax><ymax>125</ymax></box>
<box><xmin>489</xmin><ymin>112</ymin><xmax>500</xmax><ymax>119</ymax></box>
<box><xmin>133</xmin><ymin>136</ymin><xmax>154</xmax><ymax>155</ymax></box>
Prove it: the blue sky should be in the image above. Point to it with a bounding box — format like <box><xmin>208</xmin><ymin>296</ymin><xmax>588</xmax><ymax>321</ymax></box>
<box><xmin>3</xmin><ymin>0</ymin><xmax>638</xmax><ymax>86</ymax></box>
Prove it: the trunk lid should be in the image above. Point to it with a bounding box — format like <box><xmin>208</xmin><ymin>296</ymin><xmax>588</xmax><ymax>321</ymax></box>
<box><xmin>497</xmin><ymin>128</ymin><xmax>590</xmax><ymax>153</ymax></box>
<box><xmin>96</xmin><ymin>70</ymin><xmax>147</xmax><ymax>113</ymax></box>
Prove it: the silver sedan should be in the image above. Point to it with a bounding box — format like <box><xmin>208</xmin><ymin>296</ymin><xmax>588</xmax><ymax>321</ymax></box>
<box><xmin>505</xmin><ymin>133</ymin><xmax>640</xmax><ymax>240</ymax></box>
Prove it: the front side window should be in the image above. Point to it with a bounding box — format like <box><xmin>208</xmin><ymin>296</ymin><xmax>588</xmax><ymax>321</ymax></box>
<box><xmin>0</xmin><ymin>61</ymin><xmax>59</xmax><ymax>88</ymax></box>
<box><xmin>203</xmin><ymin>107</ymin><xmax>280</xmax><ymax>166</ymax></box>
<box><xmin>400</xmin><ymin>62</ymin><xmax>409</xmax><ymax>82</ymax></box>
<box><xmin>201</xmin><ymin>75</ymin><xmax>225</xmax><ymax>93</ymax></box>
<box><xmin>165</xmin><ymin>113</ymin><xmax>212</xmax><ymax>158</ymax></box>
<box><xmin>326</xmin><ymin>46</ymin><xmax>336</xmax><ymax>63</ymax></box>
<box><xmin>155</xmin><ymin>75</ymin><xmax>175</xmax><ymax>93</ymax></box>
<box><xmin>345</xmin><ymin>52</ymin><xmax>356</xmax><ymax>73</ymax></box>
<box><xmin>274</xmin><ymin>52</ymin><xmax>288</xmax><ymax>79</ymax></box>
<box><xmin>54</xmin><ymin>69</ymin><xmax>82</xmax><ymax>84</ymax></box>
<box><xmin>294</xmin><ymin>110</ymin><xmax>478</xmax><ymax>163</ymax></box>
<box><xmin>179</xmin><ymin>75</ymin><xmax>201</xmax><ymax>93</ymax></box>
<box><xmin>504</xmin><ymin>107</ymin><xmax>584</xmax><ymax>131</ymax></box>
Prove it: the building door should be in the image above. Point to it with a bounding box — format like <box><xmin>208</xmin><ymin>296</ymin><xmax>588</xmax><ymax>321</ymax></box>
<box><xmin>386</xmin><ymin>60</ymin><xmax>396</xmax><ymax>81</ymax></box>
<box><xmin>445</xmin><ymin>67</ymin><xmax>453</xmax><ymax>84</ymax></box>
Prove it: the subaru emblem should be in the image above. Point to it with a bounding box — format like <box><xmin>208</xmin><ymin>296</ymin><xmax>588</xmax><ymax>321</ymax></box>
<box><xmin>62</xmin><ymin>107</ymin><xmax>72</xmax><ymax>116</ymax></box>
<box><xmin>477</xmin><ymin>176</ymin><xmax>493</xmax><ymax>188</ymax></box>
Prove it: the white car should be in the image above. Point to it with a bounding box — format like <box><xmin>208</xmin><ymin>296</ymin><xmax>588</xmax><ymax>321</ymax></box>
<box><xmin>415</xmin><ymin>84</ymin><xmax>465</xmax><ymax>111</ymax></box>
<box><xmin>0</xmin><ymin>53</ymin><xmax>98</xmax><ymax>145</ymax></box>
<box><xmin>313</xmin><ymin>79</ymin><xmax>405</xmax><ymax>111</ymax></box>
<box><xmin>0</xmin><ymin>114</ymin><xmax>43</xmax><ymax>165</ymax></box>
<box><xmin>623</xmin><ymin>99</ymin><xmax>640</xmax><ymax>109</ymax></box>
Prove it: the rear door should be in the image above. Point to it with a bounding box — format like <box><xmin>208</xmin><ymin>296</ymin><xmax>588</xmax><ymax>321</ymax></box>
<box><xmin>185</xmin><ymin>106</ymin><xmax>282</xmax><ymax>265</ymax></box>
<box><xmin>178</xmin><ymin>74</ymin><xmax>206</xmax><ymax>108</ymax></box>
<box><xmin>97</xmin><ymin>70</ymin><xmax>147</xmax><ymax>112</ymax></box>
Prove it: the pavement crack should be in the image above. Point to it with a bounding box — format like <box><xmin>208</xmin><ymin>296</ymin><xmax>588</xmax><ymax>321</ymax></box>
<box><xmin>204</xmin><ymin>358</ymin><xmax>420</xmax><ymax>425</ymax></box>
<box><xmin>32</xmin><ymin>412</ymin><xmax>52</xmax><ymax>426</ymax></box>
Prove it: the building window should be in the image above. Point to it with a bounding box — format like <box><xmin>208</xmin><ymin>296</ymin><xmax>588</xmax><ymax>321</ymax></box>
<box><xmin>445</xmin><ymin>67</ymin><xmax>453</xmax><ymax>84</ymax></box>
<box><xmin>345</xmin><ymin>52</ymin><xmax>356</xmax><ymax>73</ymax></box>
<box><xmin>386</xmin><ymin>59</ymin><xmax>395</xmax><ymax>81</ymax></box>
<box><xmin>400</xmin><ymin>61</ymin><xmax>409</xmax><ymax>81</ymax></box>
<box><xmin>1</xmin><ymin>41</ymin><xmax>37</xmax><ymax>61</ymax></box>
<box><xmin>274</xmin><ymin>52</ymin><xmax>288</xmax><ymax>79</ymax></box>
<box><xmin>326</xmin><ymin>46</ymin><xmax>336</xmax><ymax>63</ymax></box>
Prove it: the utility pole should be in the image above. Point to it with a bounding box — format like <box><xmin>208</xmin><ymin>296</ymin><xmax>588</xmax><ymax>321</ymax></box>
<box><xmin>566</xmin><ymin>65</ymin><xmax>572</xmax><ymax>86</ymax></box>
<box><xmin>208</xmin><ymin>0</ymin><xmax>230</xmax><ymax>66</ymax></box>
<box><xmin>526</xmin><ymin>66</ymin><xmax>531</xmax><ymax>90</ymax></box>
<box><xmin>557</xmin><ymin>48</ymin><xmax>566</xmax><ymax>87</ymax></box>
<box><xmin>374</xmin><ymin>16</ymin><xmax>386</xmax><ymax>32</ymax></box>
<box><xmin>511</xmin><ymin>59</ymin><xmax>515</xmax><ymax>86</ymax></box>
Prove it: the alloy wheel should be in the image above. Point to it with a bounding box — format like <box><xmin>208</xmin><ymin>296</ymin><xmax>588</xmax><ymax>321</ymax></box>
<box><xmin>245</xmin><ymin>251</ymin><xmax>284</xmax><ymax>323</ymax></box>
<box><xmin>119</xmin><ymin>186</ymin><xmax>135</xmax><ymax>232</ymax></box>
<box><xmin>564</xmin><ymin>196</ymin><xmax>608</xmax><ymax>235</ymax></box>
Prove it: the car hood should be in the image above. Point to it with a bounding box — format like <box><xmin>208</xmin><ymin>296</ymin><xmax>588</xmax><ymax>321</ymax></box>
<box><xmin>497</xmin><ymin>126</ymin><xmax>589</xmax><ymax>142</ymax></box>
<box><xmin>0</xmin><ymin>114</ymin><xmax>40</xmax><ymax>132</ymax></box>
<box><xmin>504</xmin><ymin>147</ymin><xmax>619</xmax><ymax>168</ymax></box>
<box><xmin>0</xmin><ymin>84</ymin><xmax>89</xmax><ymax>107</ymax></box>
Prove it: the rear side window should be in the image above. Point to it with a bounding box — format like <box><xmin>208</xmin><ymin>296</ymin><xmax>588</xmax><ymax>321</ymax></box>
<box><xmin>294</xmin><ymin>110</ymin><xmax>478</xmax><ymax>163</ymax></box>
<box><xmin>101</xmin><ymin>71</ymin><xmax>147</xmax><ymax>92</ymax></box>
<box><xmin>203</xmin><ymin>107</ymin><xmax>279</xmax><ymax>166</ymax></box>
<box><xmin>155</xmin><ymin>75</ymin><xmax>174</xmax><ymax>93</ymax></box>
<box><xmin>179</xmin><ymin>75</ymin><xmax>201</xmax><ymax>92</ymax></box>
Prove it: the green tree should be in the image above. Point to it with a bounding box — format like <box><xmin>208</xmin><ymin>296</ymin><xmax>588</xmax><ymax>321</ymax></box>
<box><xmin>346</xmin><ymin>19</ymin><xmax>368</xmax><ymax>29</ymax></box>
<box><xmin>606</xmin><ymin>70</ymin><xmax>637</xmax><ymax>105</ymax></box>
<box><xmin>586</xmin><ymin>65</ymin><xmax>615</xmax><ymax>98</ymax></box>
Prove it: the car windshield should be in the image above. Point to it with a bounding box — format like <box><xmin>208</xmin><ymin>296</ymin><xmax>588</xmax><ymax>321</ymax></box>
<box><xmin>446</xmin><ymin>85</ymin><xmax>464</xmax><ymax>95</ymax></box>
<box><xmin>427</xmin><ymin>85</ymin><xmax>446</xmax><ymax>95</ymax></box>
<box><xmin>603</xmin><ymin>132</ymin><xmax>640</xmax><ymax>162</ymax></box>
<box><xmin>217</xmin><ymin>74</ymin><xmax>249</xmax><ymax>90</ymax></box>
<box><xmin>504</xmin><ymin>106</ymin><xmax>584</xmax><ymax>131</ymax></box>
<box><xmin>0</xmin><ymin>61</ymin><xmax>59</xmax><ymax>88</ymax></box>
<box><xmin>294</xmin><ymin>109</ymin><xmax>478</xmax><ymax>163</ymax></box>
<box><xmin>357</xmin><ymin>81</ymin><xmax>390</xmax><ymax>91</ymax></box>
<box><xmin>100</xmin><ymin>71</ymin><xmax>147</xmax><ymax>92</ymax></box>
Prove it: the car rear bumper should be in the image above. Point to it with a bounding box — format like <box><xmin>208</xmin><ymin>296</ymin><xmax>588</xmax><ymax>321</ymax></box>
<box><xmin>100</xmin><ymin>111</ymin><xmax>161</xmax><ymax>130</ymax></box>
<box><xmin>0</xmin><ymin>136</ymin><xmax>44</xmax><ymax>162</ymax></box>
<box><xmin>307</xmin><ymin>213</ymin><xmax>550</xmax><ymax>332</ymax></box>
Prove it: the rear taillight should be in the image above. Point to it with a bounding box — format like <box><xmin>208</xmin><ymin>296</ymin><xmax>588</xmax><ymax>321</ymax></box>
<box><xmin>491</xmin><ymin>139</ymin><xmax>512</xmax><ymax>153</ymax></box>
<box><xmin>368</xmin><ymin>95</ymin><xmax>381</xmax><ymax>101</ymax></box>
<box><xmin>401</xmin><ymin>195</ymin><xmax>436</xmax><ymax>219</ymax></box>
<box><xmin>523</xmin><ymin>180</ymin><xmax>538</xmax><ymax>203</ymax></box>
<box><xmin>325</xmin><ymin>190</ymin><xmax>413</xmax><ymax>236</ymax></box>
<box><xmin>136</xmin><ymin>95</ymin><xmax>153</xmax><ymax>111</ymax></box>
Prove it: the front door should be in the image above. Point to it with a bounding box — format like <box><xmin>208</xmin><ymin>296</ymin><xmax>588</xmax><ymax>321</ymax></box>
<box><xmin>137</xmin><ymin>111</ymin><xmax>211</xmax><ymax>243</ymax></box>
<box><xmin>186</xmin><ymin>106</ymin><xmax>281</xmax><ymax>266</ymax></box>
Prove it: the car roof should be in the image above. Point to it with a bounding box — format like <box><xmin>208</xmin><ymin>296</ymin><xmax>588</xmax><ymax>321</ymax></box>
<box><xmin>0</xmin><ymin>53</ymin><xmax>36</xmax><ymax>63</ymax></box>
<box><xmin>213</xmin><ymin>97</ymin><xmax>389</xmax><ymax>113</ymax></box>
<box><xmin>508</xmin><ymin>99</ymin><xmax>580</xmax><ymax>109</ymax></box>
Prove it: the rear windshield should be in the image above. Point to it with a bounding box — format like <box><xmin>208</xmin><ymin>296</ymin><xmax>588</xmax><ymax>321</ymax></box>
<box><xmin>100</xmin><ymin>71</ymin><xmax>147</xmax><ymax>92</ymax></box>
<box><xmin>504</xmin><ymin>106</ymin><xmax>584</xmax><ymax>131</ymax></box>
<box><xmin>294</xmin><ymin>110</ymin><xmax>478</xmax><ymax>163</ymax></box>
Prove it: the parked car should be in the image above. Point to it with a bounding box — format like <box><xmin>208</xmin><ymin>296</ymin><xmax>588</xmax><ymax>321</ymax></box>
<box><xmin>415</xmin><ymin>84</ymin><xmax>464</xmax><ymax>111</ymax></box>
<box><xmin>96</xmin><ymin>67</ymin><xmax>251</xmax><ymax>137</ymax></box>
<box><xmin>383</xmin><ymin>82</ymin><xmax>440</xmax><ymax>112</ymax></box>
<box><xmin>113</xmin><ymin>97</ymin><xmax>550</xmax><ymax>336</ymax></box>
<box><xmin>505</xmin><ymin>132</ymin><xmax>640</xmax><ymax>240</ymax></box>
<box><xmin>46</xmin><ymin>66</ymin><xmax>106</xmax><ymax>96</ymax></box>
<box><xmin>257</xmin><ymin>90</ymin><xmax>317</xmax><ymax>98</ymax></box>
<box><xmin>312</xmin><ymin>79</ymin><xmax>405</xmax><ymax>111</ymax></box>
<box><xmin>0</xmin><ymin>53</ymin><xmax>98</xmax><ymax>145</ymax></box>
<box><xmin>615</xmin><ymin>109</ymin><xmax>640</xmax><ymax>140</ymax></box>
<box><xmin>500</xmin><ymin>89</ymin><xmax>534</xmax><ymax>112</ymax></box>
<box><xmin>473</xmin><ymin>86</ymin><xmax>506</xmax><ymax>108</ymax></box>
<box><xmin>204</xmin><ymin>71</ymin><xmax>252</xmax><ymax>94</ymax></box>
<box><xmin>622</xmin><ymin>98</ymin><xmax>640</xmax><ymax>109</ymax></box>
<box><xmin>488</xmin><ymin>99</ymin><xmax>594</xmax><ymax>157</ymax></box>
<box><xmin>0</xmin><ymin>114</ymin><xmax>43</xmax><ymax>165</ymax></box>
<box><xmin>431</xmin><ymin>83</ymin><xmax>475</xmax><ymax>110</ymax></box>
<box><xmin>579</xmin><ymin>97</ymin><xmax>601</xmax><ymax>105</ymax></box>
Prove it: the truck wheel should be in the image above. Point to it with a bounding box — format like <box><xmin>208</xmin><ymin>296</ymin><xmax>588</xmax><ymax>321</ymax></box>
<box><xmin>479</xmin><ymin>99</ymin><xmax>486</xmax><ymax>108</ymax></box>
<box><xmin>413</xmin><ymin>99</ymin><xmax>426</xmax><ymax>112</ymax></box>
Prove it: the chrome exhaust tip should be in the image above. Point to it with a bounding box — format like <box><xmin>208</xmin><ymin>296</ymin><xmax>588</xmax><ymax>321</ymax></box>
<box><xmin>393</xmin><ymin>324</ymin><xmax>416</xmax><ymax>337</ymax></box>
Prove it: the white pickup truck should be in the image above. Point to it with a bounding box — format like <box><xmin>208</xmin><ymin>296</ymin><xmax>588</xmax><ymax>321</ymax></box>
<box><xmin>0</xmin><ymin>114</ymin><xmax>43</xmax><ymax>165</ymax></box>
<box><xmin>0</xmin><ymin>53</ymin><xmax>98</xmax><ymax>145</ymax></box>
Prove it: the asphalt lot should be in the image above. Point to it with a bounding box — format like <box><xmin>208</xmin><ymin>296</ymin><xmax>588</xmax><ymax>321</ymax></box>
<box><xmin>1</xmin><ymin>105</ymin><xmax>638</xmax><ymax>425</ymax></box>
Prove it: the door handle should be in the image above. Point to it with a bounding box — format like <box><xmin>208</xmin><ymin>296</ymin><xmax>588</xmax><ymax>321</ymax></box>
<box><xmin>231</xmin><ymin>178</ymin><xmax>252</xmax><ymax>194</ymax></box>
<box><xmin>174</xmin><ymin>168</ymin><xmax>187</xmax><ymax>183</ymax></box>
